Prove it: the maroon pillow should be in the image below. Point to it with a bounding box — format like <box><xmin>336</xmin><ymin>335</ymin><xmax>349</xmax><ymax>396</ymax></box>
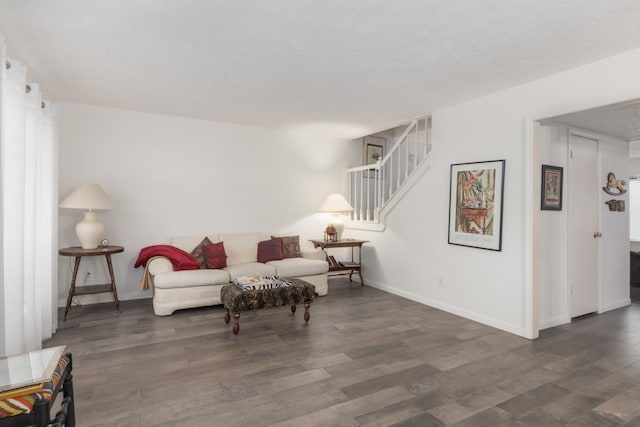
<box><xmin>258</xmin><ymin>238</ymin><xmax>284</xmax><ymax>263</ymax></box>
<box><xmin>203</xmin><ymin>242</ymin><xmax>227</xmax><ymax>269</ymax></box>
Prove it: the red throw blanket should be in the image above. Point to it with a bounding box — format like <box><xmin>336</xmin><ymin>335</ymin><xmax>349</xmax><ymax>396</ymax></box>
<box><xmin>134</xmin><ymin>245</ymin><xmax>200</xmax><ymax>271</ymax></box>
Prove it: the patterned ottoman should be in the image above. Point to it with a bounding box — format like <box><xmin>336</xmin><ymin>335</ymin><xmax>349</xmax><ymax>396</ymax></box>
<box><xmin>220</xmin><ymin>278</ymin><xmax>315</xmax><ymax>334</ymax></box>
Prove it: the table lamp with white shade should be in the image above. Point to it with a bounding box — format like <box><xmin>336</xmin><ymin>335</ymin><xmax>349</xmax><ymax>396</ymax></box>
<box><xmin>318</xmin><ymin>193</ymin><xmax>353</xmax><ymax>241</ymax></box>
<box><xmin>59</xmin><ymin>184</ymin><xmax>115</xmax><ymax>249</ymax></box>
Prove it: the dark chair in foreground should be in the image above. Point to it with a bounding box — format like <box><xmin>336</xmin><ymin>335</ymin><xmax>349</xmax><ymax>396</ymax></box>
<box><xmin>50</xmin><ymin>397</ymin><xmax>73</xmax><ymax>427</ymax></box>
<box><xmin>631</xmin><ymin>251</ymin><xmax>640</xmax><ymax>287</ymax></box>
<box><xmin>0</xmin><ymin>353</ymin><xmax>74</xmax><ymax>427</ymax></box>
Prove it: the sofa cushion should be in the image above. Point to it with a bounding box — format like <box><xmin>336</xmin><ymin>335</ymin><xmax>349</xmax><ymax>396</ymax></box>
<box><xmin>257</xmin><ymin>238</ymin><xmax>284</xmax><ymax>263</ymax></box>
<box><xmin>273</xmin><ymin>235</ymin><xmax>301</xmax><ymax>258</ymax></box>
<box><xmin>223</xmin><ymin>262</ymin><xmax>277</xmax><ymax>281</ymax></box>
<box><xmin>220</xmin><ymin>232</ymin><xmax>262</xmax><ymax>265</ymax></box>
<box><xmin>190</xmin><ymin>237</ymin><xmax>214</xmax><ymax>268</ymax></box>
<box><xmin>204</xmin><ymin>241</ymin><xmax>227</xmax><ymax>269</ymax></box>
<box><xmin>266</xmin><ymin>257</ymin><xmax>329</xmax><ymax>277</ymax></box>
<box><xmin>153</xmin><ymin>268</ymin><xmax>231</xmax><ymax>289</ymax></box>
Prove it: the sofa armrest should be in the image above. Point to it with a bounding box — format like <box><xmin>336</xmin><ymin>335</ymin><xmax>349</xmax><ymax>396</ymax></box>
<box><xmin>301</xmin><ymin>247</ymin><xmax>326</xmax><ymax>262</ymax></box>
<box><xmin>148</xmin><ymin>256</ymin><xmax>174</xmax><ymax>275</ymax></box>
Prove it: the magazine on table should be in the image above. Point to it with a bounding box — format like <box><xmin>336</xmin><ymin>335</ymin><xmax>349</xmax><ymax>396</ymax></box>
<box><xmin>339</xmin><ymin>261</ymin><xmax>359</xmax><ymax>268</ymax></box>
<box><xmin>234</xmin><ymin>275</ymin><xmax>291</xmax><ymax>291</ymax></box>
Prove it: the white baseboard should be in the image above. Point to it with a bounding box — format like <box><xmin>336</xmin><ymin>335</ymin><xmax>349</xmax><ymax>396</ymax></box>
<box><xmin>538</xmin><ymin>315</ymin><xmax>570</xmax><ymax>330</ymax></box>
<box><xmin>599</xmin><ymin>298</ymin><xmax>631</xmax><ymax>313</ymax></box>
<box><xmin>364</xmin><ymin>278</ymin><xmax>526</xmax><ymax>338</ymax></box>
<box><xmin>57</xmin><ymin>292</ymin><xmax>151</xmax><ymax>308</ymax></box>
<box><xmin>537</xmin><ymin>299</ymin><xmax>630</xmax><ymax>330</ymax></box>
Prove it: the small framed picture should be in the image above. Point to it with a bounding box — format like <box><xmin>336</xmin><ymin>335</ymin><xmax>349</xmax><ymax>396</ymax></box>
<box><xmin>541</xmin><ymin>165</ymin><xmax>563</xmax><ymax>211</ymax></box>
<box><xmin>363</xmin><ymin>136</ymin><xmax>385</xmax><ymax>178</ymax></box>
<box><xmin>365</xmin><ymin>143</ymin><xmax>384</xmax><ymax>166</ymax></box>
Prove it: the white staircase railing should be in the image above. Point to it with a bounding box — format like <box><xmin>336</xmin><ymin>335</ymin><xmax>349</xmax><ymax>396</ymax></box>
<box><xmin>346</xmin><ymin>116</ymin><xmax>432</xmax><ymax>230</ymax></box>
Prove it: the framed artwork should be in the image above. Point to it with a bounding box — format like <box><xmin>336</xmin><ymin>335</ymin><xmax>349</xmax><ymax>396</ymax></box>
<box><xmin>541</xmin><ymin>165</ymin><xmax>563</xmax><ymax>211</ymax></box>
<box><xmin>365</xmin><ymin>143</ymin><xmax>384</xmax><ymax>166</ymax></box>
<box><xmin>363</xmin><ymin>136</ymin><xmax>385</xmax><ymax>178</ymax></box>
<box><xmin>448</xmin><ymin>160</ymin><xmax>505</xmax><ymax>251</ymax></box>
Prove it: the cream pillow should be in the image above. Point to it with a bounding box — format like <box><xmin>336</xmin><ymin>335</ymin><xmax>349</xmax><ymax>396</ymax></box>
<box><xmin>220</xmin><ymin>232</ymin><xmax>261</xmax><ymax>265</ymax></box>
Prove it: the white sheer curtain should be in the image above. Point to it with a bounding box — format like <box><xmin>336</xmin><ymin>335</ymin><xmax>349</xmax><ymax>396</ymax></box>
<box><xmin>0</xmin><ymin>34</ymin><xmax>58</xmax><ymax>355</ymax></box>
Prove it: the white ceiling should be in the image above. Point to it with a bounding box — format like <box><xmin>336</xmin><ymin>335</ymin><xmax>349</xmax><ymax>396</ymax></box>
<box><xmin>2</xmin><ymin>0</ymin><xmax>640</xmax><ymax>138</ymax></box>
<box><xmin>542</xmin><ymin>99</ymin><xmax>640</xmax><ymax>142</ymax></box>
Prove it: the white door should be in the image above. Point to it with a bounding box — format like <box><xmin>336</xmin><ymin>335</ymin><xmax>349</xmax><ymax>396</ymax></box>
<box><xmin>568</xmin><ymin>133</ymin><xmax>599</xmax><ymax>317</ymax></box>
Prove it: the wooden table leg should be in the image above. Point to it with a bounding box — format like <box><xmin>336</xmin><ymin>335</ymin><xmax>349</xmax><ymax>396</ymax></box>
<box><xmin>357</xmin><ymin>245</ymin><xmax>364</xmax><ymax>286</ymax></box>
<box><xmin>105</xmin><ymin>254</ymin><xmax>120</xmax><ymax>313</ymax></box>
<box><xmin>291</xmin><ymin>304</ymin><xmax>297</xmax><ymax>314</ymax></box>
<box><xmin>224</xmin><ymin>309</ymin><xmax>231</xmax><ymax>324</ymax></box>
<box><xmin>304</xmin><ymin>301</ymin><xmax>310</xmax><ymax>322</ymax></box>
<box><xmin>232</xmin><ymin>312</ymin><xmax>240</xmax><ymax>335</ymax></box>
<box><xmin>64</xmin><ymin>257</ymin><xmax>82</xmax><ymax>321</ymax></box>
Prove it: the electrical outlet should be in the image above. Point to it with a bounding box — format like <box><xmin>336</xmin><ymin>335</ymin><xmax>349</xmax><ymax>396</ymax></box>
<box><xmin>438</xmin><ymin>275</ymin><xmax>445</xmax><ymax>287</ymax></box>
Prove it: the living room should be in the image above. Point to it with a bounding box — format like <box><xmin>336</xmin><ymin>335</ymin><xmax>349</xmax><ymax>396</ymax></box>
<box><xmin>4</xmin><ymin>2</ymin><xmax>640</xmax><ymax>426</ymax></box>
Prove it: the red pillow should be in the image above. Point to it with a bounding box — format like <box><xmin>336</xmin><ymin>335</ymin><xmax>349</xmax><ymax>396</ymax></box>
<box><xmin>257</xmin><ymin>238</ymin><xmax>284</xmax><ymax>263</ymax></box>
<box><xmin>203</xmin><ymin>242</ymin><xmax>227</xmax><ymax>269</ymax></box>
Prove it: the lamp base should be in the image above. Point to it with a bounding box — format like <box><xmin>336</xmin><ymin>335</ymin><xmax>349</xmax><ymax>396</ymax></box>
<box><xmin>330</xmin><ymin>213</ymin><xmax>347</xmax><ymax>241</ymax></box>
<box><xmin>76</xmin><ymin>211</ymin><xmax>104</xmax><ymax>249</ymax></box>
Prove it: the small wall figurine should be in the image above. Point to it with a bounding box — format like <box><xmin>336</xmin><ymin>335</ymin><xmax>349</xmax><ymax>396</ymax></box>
<box><xmin>603</xmin><ymin>172</ymin><xmax>627</xmax><ymax>195</ymax></box>
<box><xmin>605</xmin><ymin>199</ymin><xmax>626</xmax><ymax>212</ymax></box>
<box><xmin>605</xmin><ymin>200</ymin><xmax>619</xmax><ymax>211</ymax></box>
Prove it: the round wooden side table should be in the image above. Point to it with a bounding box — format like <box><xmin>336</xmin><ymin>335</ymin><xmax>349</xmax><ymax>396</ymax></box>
<box><xmin>58</xmin><ymin>245</ymin><xmax>124</xmax><ymax>320</ymax></box>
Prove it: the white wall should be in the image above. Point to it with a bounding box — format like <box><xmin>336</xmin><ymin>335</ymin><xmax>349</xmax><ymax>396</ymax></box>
<box><xmin>57</xmin><ymin>103</ymin><xmax>358</xmax><ymax>305</ymax></box>
<box><xmin>630</xmin><ymin>158</ymin><xmax>640</xmax><ymax>252</ymax></box>
<box><xmin>346</xmin><ymin>47</ymin><xmax>640</xmax><ymax>338</ymax></box>
<box><xmin>598</xmin><ymin>132</ymin><xmax>630</xmax><ymax>313</ymax></box>
<box><xmin>534</xmin><ymin>123</ymin><xmax>569</xmax><ymax>329</ymax></box>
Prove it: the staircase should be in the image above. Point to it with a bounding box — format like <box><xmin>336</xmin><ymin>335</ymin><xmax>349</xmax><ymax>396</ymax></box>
<box><xmin>345</xmin><ymin>116</ymin><xmax>432</xmax><ymax>231</ymax></box>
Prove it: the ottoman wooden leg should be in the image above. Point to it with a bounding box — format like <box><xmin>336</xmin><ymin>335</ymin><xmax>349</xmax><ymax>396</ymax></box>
<box><xmin>232</xmin><ymin>312</ymin><xmax>240</xmax><ymax>335</ymax></box>
<box><xmin>224</xmin><ymin>309</ymin><xmax>230</xmax><ymax>324</ymax></box>
<box><xmin>304</xmin><ymin>301</ymin><xmax>310</xmax><ymax>322</ymax></box>
<box><xmin>291</xmin><ymin>304</ymin><xmax>297</xmax><ymax>314</ymax></box>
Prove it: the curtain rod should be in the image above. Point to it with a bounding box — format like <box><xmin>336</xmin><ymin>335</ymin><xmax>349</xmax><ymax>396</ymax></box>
<box><xmin>5</xmin><ymin>61</ymin><xmax>46</xmax><ymax>108</ymax></box>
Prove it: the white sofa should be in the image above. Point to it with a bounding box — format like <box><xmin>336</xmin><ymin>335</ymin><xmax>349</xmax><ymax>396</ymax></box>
<box><xmin>148</xmin><ymin>232</ymin><xmax>329</xmax><ymax>316</ymax></box>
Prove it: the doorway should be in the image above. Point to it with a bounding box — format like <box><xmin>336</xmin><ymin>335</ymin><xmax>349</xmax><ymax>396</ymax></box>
<box><xmin>529</xmin><ymin>100</ymin><xmax>640</xmax><ymax>338</ymax></box>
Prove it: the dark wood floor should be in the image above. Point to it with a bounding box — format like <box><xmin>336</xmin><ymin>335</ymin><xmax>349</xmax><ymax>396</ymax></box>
<box><xmin>46</xmin><ymin>278</ymin><xmax>640</xmax><ymax>426</ymax></box>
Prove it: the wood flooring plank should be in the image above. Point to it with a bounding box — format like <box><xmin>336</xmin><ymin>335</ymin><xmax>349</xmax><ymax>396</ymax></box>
<box><xmin>592</xmin><ymin>383</ymin><xmax>640</xmax><ymax>423</ymax></box>
<box><xmin>269</xmin><ymin>385</ymin><xmax>415</xmax><ymax>427</ymax></box>
<box><xmin>340</xmin><ymin>363</ymin><xmax>439</xmax><ymax>399</ymax></box>
<box><xmin>354</xmin><ymin>390</ymin><xmax>447</xmax><ymax>426</ymax></box>
<box><xmin>540</xmin><ymin>393</ymin><xmax>605</xmax><ymax>424</ymax></box>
